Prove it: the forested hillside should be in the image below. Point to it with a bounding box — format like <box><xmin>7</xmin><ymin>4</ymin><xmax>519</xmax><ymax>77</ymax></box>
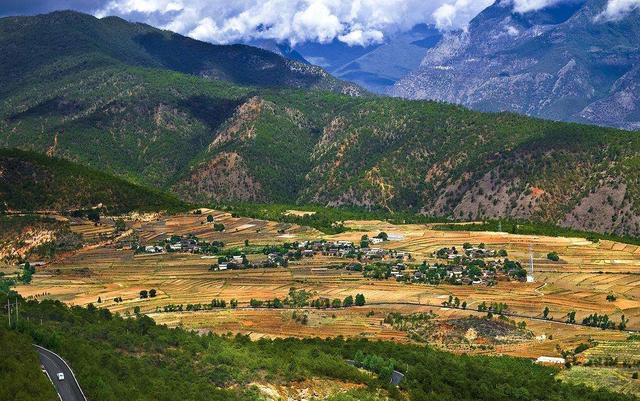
<box><xmin>2</xmin><ymin>293</ymin><xmax>636</xmax><ymax>401</ymax></box>
<box><xmin>0</xmin><ymin>326</ymin><xmax>58</xmax><ymax>401</ymax></box>
<box><xmin>2</xmin><ymin>11</ymin><xmax>640</xmax><ymax>236</ymax></box>
<box><xmin>0</xmin><ymin>11</ymin><xmax>360</xmax><ymax>96</ymax></box>
<box><xmin>0</xmin><ymin>149</ymin><xmax>184</xmax><ymax>212</ymax></box>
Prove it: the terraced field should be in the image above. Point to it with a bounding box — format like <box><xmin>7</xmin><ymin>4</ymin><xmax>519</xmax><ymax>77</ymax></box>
<box><xmin>14</xmin><ymin>211</ymin><xmax>640</xmax><ymax>363</ymax></box>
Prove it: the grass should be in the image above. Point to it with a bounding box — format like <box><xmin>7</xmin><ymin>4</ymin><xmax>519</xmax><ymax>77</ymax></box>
<box><xmin>212</xmin><ymin>202</ymin><xmax>447</xmax><ymax>234</ymax></box>
<box><xmin>433</xmin><ymin>219</ymin><xmax>640</xmax><ymax>246</ymax></box>
<box><xmin>558</xmin><ymin>367</ymin><xmax>640</xmax><ymax>397</ymax></box>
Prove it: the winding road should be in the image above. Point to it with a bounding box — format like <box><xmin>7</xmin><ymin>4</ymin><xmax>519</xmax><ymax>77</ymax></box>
<box><xmin>35</xmin><ymin>345</ymin><xmax>87</xmax><ymax>401</ymax></box>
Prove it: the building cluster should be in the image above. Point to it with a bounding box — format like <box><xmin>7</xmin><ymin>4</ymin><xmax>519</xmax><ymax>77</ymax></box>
<box><xmin>138</xmin><ymin>235</ymin><xmax>224</xmax><ymax>255</ymax></box>
<box><xmin>391</xmin><ymin>244</ymin><xmax>526</xmax><ymax>286</ymax></box>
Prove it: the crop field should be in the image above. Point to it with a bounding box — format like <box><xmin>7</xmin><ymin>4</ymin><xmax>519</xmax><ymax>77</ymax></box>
<box><xmin>558</xmin><ymin>367</ymin><xmax>640</xmax><ymax>397</ymax></box>
<box><xmin>15</xmin><ymin>211</ymin><xmax>640</xmax><ymax>364</ymax></box>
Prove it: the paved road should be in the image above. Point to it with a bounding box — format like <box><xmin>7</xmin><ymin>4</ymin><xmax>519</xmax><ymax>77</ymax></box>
<box><xmin>35</xmin><ymin>345</ymin><xmax>87</xmax><ymax>401</ymax></box>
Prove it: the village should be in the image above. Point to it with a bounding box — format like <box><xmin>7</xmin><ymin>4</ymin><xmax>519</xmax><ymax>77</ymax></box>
<box><xmin>133</xmin><ymin>224</ymin><xmax>528</xmax><ymax>288</ymax></box>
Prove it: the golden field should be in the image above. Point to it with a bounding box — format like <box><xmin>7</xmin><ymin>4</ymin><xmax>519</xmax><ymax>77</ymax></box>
<box><xmin>14</xmin><ymin>210</ymin><xmax>640</xmax><ymax>362</ymax></box>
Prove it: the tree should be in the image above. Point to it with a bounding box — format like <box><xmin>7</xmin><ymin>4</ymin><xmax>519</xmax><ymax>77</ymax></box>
<box><xmin>461</xmin><ymin>301</ymin><xmax>467</xmax><ymax>310</ymax></box>
<box><xmin>97</xmin><ymin>297</ymin><xmax>102</xmax><ymax>303</ymax></box>
<box><xmin>376</xmin><ymin>232</ymin><xmax>388</xmax><ymax>241</ymax></box>
<box><xmin>87</xmin><ymin>209</ymin><xmax>100</xmax><ymax>223</ymax></box>
<box><xmin>20</xmin><ymin>262</ymin><xmax>35</xmax><ymax>284</ymax></box>
<box><xmin>343</xmin><ymin>295</ymin><xmax>354</xmax><ymax>307</ymax></box>
<box><xmin>20</xmin><ymin>270</ymin><xmax>32</xmax><ymax>284</ymax></box>
<box><xmin>355</xmin><ymin>293</ymin><xmax>366</xmax><ymax>306</ymax></box>
<box><xmin>360</xmin><ymin>235</ymin><xmax>369</xmax><ymax>248</ymax></box>
<box><xmin>463</xmin><ymin>242</ymin><xmax>472</xmax><ymax>250</ymax></box>
<box><xmin>206</xmin><ymin>215</ymin><xmax>214</xmax><ymax>223</ymax></box>
<box><xmin>244</xmin><ymin>239</ymin><xmax>250</xmax><ymax>246</ymax></box>
<box><xmin>547</xmin><ymin>252</ymin><xmax>560</xmax><ymax>262</ymax></box>
<box><xmin>149</xmin><ymin>289</ymin><xmax>157</xmax><ymax>298</ymax></box>
<box><xmin>543</xmin><ymin>306</ymin><xmax>550</xmax><ymax>319</ymax></box>
<box><xmin>606</xmin><ymin>294</ymin><xmax>617</xmax><ymax>302</ymax></box>
<box><xmin>566</xmin><ymin>311</ymin><xmax>576</xmax><ymax>324</ymax></box>
<box><xmin>140</xmin><ymin>290</ymin><xmax>148</xmax><ymax>299</ymax></box>
<box><xmin>331</xmin><ymin>298</ymin><xmax>342</xmax><ymax>308</ymax></box>
<box><xmin>115</xmin><ymin>219</ymin><xmax>126</xmax><ymax>231</ymax></box>
<box><xmin>619</xmin><ymin>315</ymin><xmax>628</xmax><ymax>331</ymax></box>
<box><xmin>133</xmin><ymin>306</ymin><xmax>141</xmax><ymax>314</ymax></box>
<box><xmin>249</xmin><ymin>298</ymin><xmax>263</xmax><ymax>307</ymax></box>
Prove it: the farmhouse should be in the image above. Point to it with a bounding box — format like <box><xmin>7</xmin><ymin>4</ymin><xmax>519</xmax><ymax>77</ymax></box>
<box><xmin>145</xmin><ymin>245</ymin><xmax>163</xmax><ymax>253</ymax></box>
<box><xmin>535</xmin><ymin>356</ymin><xmax>566</xmax><ymax>365</ymax></box>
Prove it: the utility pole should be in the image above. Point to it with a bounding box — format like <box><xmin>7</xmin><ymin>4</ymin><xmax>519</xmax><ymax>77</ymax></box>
<box><xmin>7</xmin><ymin>298</ymin><xmax>11</xmax><ymax>328</ymax></box>
<box><xmin>15</xmin><ymin>298</ymin><xmax>19</xmax><ymax>325</ymax></box>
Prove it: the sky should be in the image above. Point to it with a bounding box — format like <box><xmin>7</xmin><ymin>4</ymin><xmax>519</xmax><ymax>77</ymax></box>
<box><xmin>1</xmin><ymin>0</ymin><xmax>638</xmax><ymax>46</ymax></box>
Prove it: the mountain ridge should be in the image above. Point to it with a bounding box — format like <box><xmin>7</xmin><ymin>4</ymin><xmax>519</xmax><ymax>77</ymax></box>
<box><xmin>2</xmin><ymin>11</ymin><xmax>640</xmax><ymax>236</ymax></box>
<box><xmin>0</xmin><ymin>10</ymin><xmax>363</xmax><ymax>97</ymax></box>
<box><xmin>391</xmin><ymin>0</ymin><xmax>640</xmax><ymax>130</ymax></box>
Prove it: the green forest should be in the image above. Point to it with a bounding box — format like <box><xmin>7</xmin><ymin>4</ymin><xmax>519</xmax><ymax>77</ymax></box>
<box><xmin>0</xmin><ymin>289</ymin><xmax>636</xmax><ymax>401</ymax></box>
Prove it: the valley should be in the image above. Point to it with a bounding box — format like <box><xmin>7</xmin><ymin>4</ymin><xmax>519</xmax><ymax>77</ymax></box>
<box><xmin>8</xmin><ymin>209</ymin><xmax>640</xmax><ymax>378</ymax></box>
<box><xmin>2</xmin><ymin>4</ymin><xmax>640</xmax><ymax>401</ymax></box>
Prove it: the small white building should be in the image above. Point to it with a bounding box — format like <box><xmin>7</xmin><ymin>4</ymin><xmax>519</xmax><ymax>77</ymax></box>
<box><xmin>535</xmin><ymin>356</ymin><xmax>566</xmax><ymax>365</ymax></box>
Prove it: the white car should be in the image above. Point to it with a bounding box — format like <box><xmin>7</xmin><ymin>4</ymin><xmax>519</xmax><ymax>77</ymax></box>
<box><xmin>57</xmin><ymin>373</ymin><xmax>65</xmax><ymax>381</ymax></box>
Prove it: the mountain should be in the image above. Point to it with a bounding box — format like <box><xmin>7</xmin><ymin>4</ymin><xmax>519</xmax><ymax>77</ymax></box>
<box><xmin>392</xmin><ymin>0</ymin><xmax>640</xmax><ymax>130</ymax></box>
<box><xmin>0</xmin><ymin>149</ymin><xmax>184</xmax><ymax>212</ymax></box>
<box><xmin>174</xmin><ymin>93</ymin><xmax>640</xmax><ymax>237</ymax></box>
<box><xmin>0</xmin><ymin>10</ymin><xmax>362</xmax><ymax>97</ymax></box>
<box><xmin>293</xmin><ymin>25</ymin><xmax>442</xmax><ymax>93</ymax></box>
<box><xmin>243</xmin><ymin>39</ymin><xmax>311</xmax><ymax>65</ymax></box>
<box><xmin>2</xmin><ymin>11</ymin><xmax>640</xmax><ymax>236</ymax></box>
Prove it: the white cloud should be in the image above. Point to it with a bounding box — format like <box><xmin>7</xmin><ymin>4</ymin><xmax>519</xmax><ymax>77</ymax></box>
<box><xmin>93</xmin><ymin>0</ymin><xmax>640</xmax><ymax>45</ymax></box>
<box><xmin>509</xmin><ymin>0</ymin><xmax>564</xmax><ymax>13</ymax></box>
<box><xmin>95</xmin><ymin>0</ymin><xmax>494</xmax><ymax>45</ymax></box>
<box><xmin>338</xmin><ymin>29</ymin><xmax>385</xmax><ymax>46</ymax></box>
<box><xmin>597</xmin><ymin>0</ymin><xmax>640</xmax><ymax>20</ymax></box>
<box><xmin>433</xmin><ymin>0</ymin><xmax>493</xmax><ymax>30</ymax></box>
<box><xmin>505</xmin><ymin>25</ymin><xmax>519</xmax><ymax>35</ymax></box>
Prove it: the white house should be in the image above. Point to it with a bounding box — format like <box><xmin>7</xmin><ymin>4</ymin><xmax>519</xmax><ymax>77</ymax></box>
<box><xmin>535</xmin><ymin>356</ymin><xmax>566</xmax><ymax>365</ymax></box>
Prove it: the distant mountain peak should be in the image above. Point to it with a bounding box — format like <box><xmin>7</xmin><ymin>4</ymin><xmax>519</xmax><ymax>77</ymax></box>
<box><xmin>392</xmin><ymin>0</ymin><xmax>640</xmax><ymax>130</ymax></box>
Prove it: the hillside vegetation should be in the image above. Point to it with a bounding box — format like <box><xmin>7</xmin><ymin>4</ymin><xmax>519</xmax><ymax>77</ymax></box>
<box><xmin>2</xmin><ymin>11</ymin><xmax>640</xmax><ymax>236</ymax></box>
<box><xmin>0</xmin><ymin>11</ymin><xmax>359</xmax><ymax>97</ymax></box>
<box><xmin>3</xmin><ymin>293</ymin><xmax>637</xmax><ymax>401</ymax></box>
<box><xmin>0</xmin><ymin>149</ymin><xmax>185</xmax><ymax>212</ymax></box>
<box><xmin>0</xmin><ymin>326</ymin><xmax>58</xmax><ymax>401</ymax></box>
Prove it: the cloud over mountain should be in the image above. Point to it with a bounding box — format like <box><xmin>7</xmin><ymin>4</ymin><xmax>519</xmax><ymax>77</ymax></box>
<box><xmin>95</xmin><ymin>0</ymin><xmax>498</xmax><ymax>44</ymax></box>
<box><xmin>598</xmin><ymin>0</ymin><xmax>640</xmax><ymax>20</ymax></box>
<box><xmin>2</xmin><ymin>0</ymin><xmax>638</xmax><ymax>45</ymax></box>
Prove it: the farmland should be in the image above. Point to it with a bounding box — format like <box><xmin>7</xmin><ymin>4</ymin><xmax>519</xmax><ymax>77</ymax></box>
<box><xmin>12</xmin><ymin>210</ymin><xmax>640</xmax><ymax>374</ymax></box>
